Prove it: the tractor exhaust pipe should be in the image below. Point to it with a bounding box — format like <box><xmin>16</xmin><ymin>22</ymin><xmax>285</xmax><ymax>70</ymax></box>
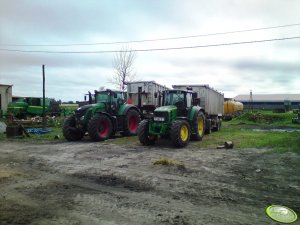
<box><xmin>138</xmin><ymin>86</ymin><xmax>142</xmax><ymax>109</ymax></box>
<box><xmin>88</xmin><ymin>91</ymin><xmax>92</xmax><ymax>104</ymax></box>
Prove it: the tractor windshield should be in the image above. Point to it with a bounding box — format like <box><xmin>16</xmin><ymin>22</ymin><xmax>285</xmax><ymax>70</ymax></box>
<box><xmin>95</xmin><ymin>91</ymin><xmax>125</xmax><ymax>104</ymax></box>
<box><xmin>163</xmin><ymin>91</ymin><xmax>185</xmax><ymax>106</ymax></box>
<box><xmin>95</xmin><ymin>92</ymin><xmax>110</xmax><ymax>103</ymax></box>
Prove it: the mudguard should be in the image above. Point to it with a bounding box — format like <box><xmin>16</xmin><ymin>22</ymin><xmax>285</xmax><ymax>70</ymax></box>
<box><xmin>118</xmin><ymin>104</ymin><xmax>141</xmax><ymax>116</ymax></box>
<box><xmin>188</xmin><ymin>106</ymin><xmax>204</xmax><ymax>121</ymax></box>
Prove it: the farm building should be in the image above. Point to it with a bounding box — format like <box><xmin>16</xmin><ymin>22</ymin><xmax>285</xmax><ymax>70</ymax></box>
<box><xmin>0</xmin><ymin>84</ymin><xmax>13</xmax><ymax>115</ymax></box>
<box><xmin>233</xmin><ymin>94</ymin><xmax>300</xmax><ymax>110</ymax></box>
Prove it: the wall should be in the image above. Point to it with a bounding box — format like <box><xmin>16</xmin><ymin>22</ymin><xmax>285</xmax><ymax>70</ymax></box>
<box><xmin>243</xmin><ymin>101</ymin><xmax>300</xmax><ymax>110</ymax></box>
<box><xmin>0</xmin><ymin>85</ymin><xmax>13</xmax><ymax>114</ymax></box>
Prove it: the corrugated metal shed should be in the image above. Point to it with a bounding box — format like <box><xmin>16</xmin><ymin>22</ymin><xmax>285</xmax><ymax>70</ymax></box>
<box><xmin>233</xmin><ymin>94</ymin><xmax>300</xmax><ymax>110</ymax></box>
<box><xmin>233</xmin><ymin>94</ymin><xmax>300</xmax><ymax>102</ymax></box>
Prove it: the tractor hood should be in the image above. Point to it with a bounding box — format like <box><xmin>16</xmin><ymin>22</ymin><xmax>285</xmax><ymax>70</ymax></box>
<box><xmin>153</xmin><ymin>106</ymin><xmax>177</xmax><ymax>122</ymax></box>
<box><xmin>75</xmin><ymin>103</ymin><xmax>105</xmax><ymax>117</ymax></box>
<box><xmin>154</xmin><ymin>105</ymin><xmax>177</xmax><ymax>113</ymax></box>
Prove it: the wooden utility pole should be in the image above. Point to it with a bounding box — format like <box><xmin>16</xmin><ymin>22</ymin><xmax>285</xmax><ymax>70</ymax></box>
<box><xmin>249</xmin><ymin>90</ymin><xmax>253</xmax><ymax>112</ymax></box>
<box><xmin>42</xmin><ymin>65</ymin><xmax>46</xmax><ymax>129</ymax></box>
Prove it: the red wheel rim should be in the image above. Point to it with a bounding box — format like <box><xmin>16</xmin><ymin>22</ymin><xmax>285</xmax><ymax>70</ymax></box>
<box><xmin>129</xmin><ymin>115</ymin><xmax>138</xmax><ymax>132</ymax></box>
<box><xmin>98</xmin><ymin>119</ymin><xmax>109</xmax><ymax>137</ymax></box>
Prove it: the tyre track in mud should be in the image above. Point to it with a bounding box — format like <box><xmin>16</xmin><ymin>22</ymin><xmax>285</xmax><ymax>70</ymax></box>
<box><xmin>0</xmin><ymin>141</ymin><xmax>299</xmax><ymax>225</ymax></box>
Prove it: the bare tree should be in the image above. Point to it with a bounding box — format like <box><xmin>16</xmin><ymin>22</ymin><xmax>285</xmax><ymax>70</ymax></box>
<box><xmin>110</xmin><ymin>47</ymin><xmax>137</xmax><ymax>91</ymax></box>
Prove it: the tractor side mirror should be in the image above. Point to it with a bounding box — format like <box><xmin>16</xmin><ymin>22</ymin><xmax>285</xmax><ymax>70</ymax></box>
<box><xmin>114</xmin><ymin>93</ymin><xmax>117</xmax><ymax>98</ymax></box>
<box><xmin>192</xmin><ymin>92</ymin><xmax>198</xmax><ymax>99</ymax></box>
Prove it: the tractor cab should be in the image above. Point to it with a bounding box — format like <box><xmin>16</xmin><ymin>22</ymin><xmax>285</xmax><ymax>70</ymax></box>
<box><xmin>162</xmin><ymin>90</ymin><xmax>196</xmax><ymax>116</ymax></box>
<box><xmin>94</xmin><ymin>89</ymin><xmax>125</xmax><ymax>113</ymax></box>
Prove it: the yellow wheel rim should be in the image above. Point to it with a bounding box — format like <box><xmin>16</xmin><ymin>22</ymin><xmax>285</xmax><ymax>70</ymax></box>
<box><xmin>197</xmin><ymin>117</ymin><xmax>204</xmax><ymax>136</ymax></box>
<box><xmin>180</xmin><ymin>124</ymin><xmax>189</xmax><ymax>142</ymax></box>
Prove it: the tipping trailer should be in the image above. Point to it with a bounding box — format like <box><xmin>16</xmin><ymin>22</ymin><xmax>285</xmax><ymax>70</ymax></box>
<box><xmin>127</xmin><ymin>81</ymin><xmax>169</xmax><ymax>115</ymax></box>
<box><xmin>172</xmin><ymin>84</ymin><xmax>224</xmax><ymax>133</ymax></box>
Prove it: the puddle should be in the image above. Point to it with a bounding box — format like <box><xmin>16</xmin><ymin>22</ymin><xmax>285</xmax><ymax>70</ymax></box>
<box><xmin>252</xmin><ymin>128</ymin><xmax>300</xmax><ymax>133</ymax></box>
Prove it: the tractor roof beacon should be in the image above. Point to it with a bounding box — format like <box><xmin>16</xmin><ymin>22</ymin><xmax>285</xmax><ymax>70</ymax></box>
<box><xmin>63</xmin><ymin>89</ymin><xmax>141</xmax><ymax>142</ymax></box>
<box><xmin>138</xmin><ymin>89</ymin><xmax>207</xmax><ymax>148</ymax></box>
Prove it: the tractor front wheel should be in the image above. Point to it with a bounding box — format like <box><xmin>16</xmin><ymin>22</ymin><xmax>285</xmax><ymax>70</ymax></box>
<box><xmin>88</xmin><ymin>114</ymin><xmax>113</xmax><ymax>141</ymax></box>
<box><xmin>63</xmin><ymin>115</ymin><xmax>84</xmax><ymax>141</ymax></box>
<box><xmin>123</xmin><ymin>109</ymin><xmax>141</xmax><ymax>136</ymax></box>
<box><xmin>138</xmin><ymin>120</ymin><xmax>157</xmax><ymax>146</ymax></box>
<box><xmin>170</xmin><ymin>120</ymin><xmax>191</xmax><ymax>148</ymax></box>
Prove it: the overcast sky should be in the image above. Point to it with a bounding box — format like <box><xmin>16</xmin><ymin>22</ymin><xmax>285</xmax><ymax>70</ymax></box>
<box><xmin>0</xmin><ymin>0</ymin><xmax>299</xmax><ymax>101</ymax></box>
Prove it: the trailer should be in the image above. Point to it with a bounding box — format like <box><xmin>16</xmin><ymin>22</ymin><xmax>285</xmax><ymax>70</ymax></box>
<box><xmin>172</xmin><ymin>84</ymin><xmax>224</xmax><ymax>133</ymax></box>
<box><xmin>223</xmin><ymin>100</ymin><xmax>244</xmax><ymax>120</ymax></box>
<box><xmin>127</xmin><ymin>81</ymin><xmax>169</xmax><ymax>113</ymax></box>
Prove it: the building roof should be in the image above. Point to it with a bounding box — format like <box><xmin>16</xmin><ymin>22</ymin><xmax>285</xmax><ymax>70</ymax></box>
<box><xmin>127</xmin><ymin>80</ymin><xmax>168</xmax><ymax>88</ymax></box>
<box><xmin>0</xmin><ymin>84</ymin><xmax>13</xmax><ymax>87</ymax></box>
<box><xmin>233</xmin><ymin>94</ymin><xmax>300</xmax><ymax>102</ymax></box>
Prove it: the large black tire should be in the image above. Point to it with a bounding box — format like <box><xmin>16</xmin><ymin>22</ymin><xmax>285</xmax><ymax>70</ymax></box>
<box><xmin>63</xmin><ymin>115</ymin><xmax>84</xmax><ymax>141</ymax></box>
<box><xmin>213</xmin><ymin>119</ymin><xmax>222</xmax><ymax>132</ymax></box>
<box><xmin>138</xmin><ymin>120</ymin><xmax>157</xmax><ymax>146</ymax></box>
<box><xmin>191</xmin><ymin>111</ymin><xmax>205</xmax><ymax>140</ymax></box>
<box><xmin>123</xmin><ymin>109</ymin><xmax>141</xmax><ymax>136</ymax></box>
<box><xmin>88</xmin><ymin>114</ymin><xmax>113</xmax><ymax>141</ymax></box>
<box><xmin>205</xmin><ymin>119</ymin><xmax>212</xmax><ymax>134</ymax></box>
<box><xmin>170</xmin><ymin>120</ymin><xmax>191</xmax><ymax>148</ymax></box>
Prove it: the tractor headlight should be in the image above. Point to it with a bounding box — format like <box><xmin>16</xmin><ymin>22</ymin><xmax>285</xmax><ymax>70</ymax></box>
<box><xmin>80</xmin><ymin>115</ymin><xmax>85</xmax><ymax>121</ymax></box>
<box><xmin>154</xmin><ymin>117</ymin><xmax>165</xmax><ymax>122</ymax></box>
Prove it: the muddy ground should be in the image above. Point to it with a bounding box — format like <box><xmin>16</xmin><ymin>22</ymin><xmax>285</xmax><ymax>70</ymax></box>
<box><xmin>0</xmin><ymin>138</ymin><xmax>299</xmax><ymax>225</ymax></box>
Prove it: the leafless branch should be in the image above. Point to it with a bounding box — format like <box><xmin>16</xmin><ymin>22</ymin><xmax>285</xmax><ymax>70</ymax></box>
<box><xmin>109</xmin><ymin>46</ymin><xmax>137</xmax><ymax>91</ymax></box>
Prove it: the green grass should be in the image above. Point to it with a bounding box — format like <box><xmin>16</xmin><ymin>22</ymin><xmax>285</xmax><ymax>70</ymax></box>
<box><xmin>228</xmin><ymin>110</ymin><xmax>296</xmax><ymax>126</ymax></box>
<box><xmin>193</xmin><ymin>110</ymin><xmax>300</xmax><ymax>153</ymax></box>
<box><xmin>0</xmin><ymin>126</ymin><xmax>63</xmax><ymax>143</ymax></box>
<box><xmin>0</xmin><ymin>116</ymin><xmax>65</xmax><ymax>142</ymax></box>
<box><xmin>105</xmin><ymin>136</ymin><xmax>139</xmax><ymax>145</ymax></box>
<box><xmin>192</xmin><ymin>124</ymin><xmax>300</xmax><ymax>153</ymax></box>
<box><xmin>1</xmin><ymin>111</ymin><xmax>299</xmax><ymax>153</ymax></box>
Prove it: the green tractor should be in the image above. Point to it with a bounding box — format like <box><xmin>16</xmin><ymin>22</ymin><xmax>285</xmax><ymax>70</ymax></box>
<box><xmin>138</xmin><ymin>89</ymin><xmax>205</xmax><ymax>147</ymax></box>
<box><xmin>63</xmin><ymin>89</ymin><xmax>141</xmax><ymax>141</ymax></box>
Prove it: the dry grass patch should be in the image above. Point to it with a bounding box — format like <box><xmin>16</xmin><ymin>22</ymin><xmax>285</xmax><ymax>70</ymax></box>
<box><xmin>153</xmin><ymin>158</ymin><xmax>186</xmax><ymax>170</ymax></box>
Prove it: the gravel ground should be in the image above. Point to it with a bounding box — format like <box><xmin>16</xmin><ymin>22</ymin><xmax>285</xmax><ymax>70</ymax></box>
<box><xmin>0</xmin><ymin>139</ymin><xmax>299</xmax><ymax>225</ymax></box>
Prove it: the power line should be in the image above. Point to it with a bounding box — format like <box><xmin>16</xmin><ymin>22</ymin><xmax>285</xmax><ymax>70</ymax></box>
<box><xmin>0</xmin><ymin>36</ymin><xmax>299</xmax><ymax>54</ymax></box>
<box><xmin>1</xmin><ymin>23</ymin><xmax>300</xmax><ymax>47</ymax></box>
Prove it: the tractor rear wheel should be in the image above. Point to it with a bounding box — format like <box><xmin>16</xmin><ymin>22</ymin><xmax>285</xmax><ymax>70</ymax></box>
<box><xmin>138</xmin><ymin>120</ymin><xmax>157</xmax><ymax>146</ymax></box>
<box><xmin>63</xmin><ymin>115</ymin><xmax>84</xmax><ymax>141</ymax></box>
<box><xmin>170</xmin><ymin>120</ymin><xmax>190</xmax><ymax>148</ymax></box>
<box><xmin>123</xmin><ymin>109</ymin><xmax>141</xmax><ymax>136</ymax></box>
<box><xmin>191</xmin><ymin>111</ymin><xmax>205</xmax><ymax>140</ymax></box>
<box><xmin>88</xmin><ymin>114</ymin><xmax>112</xmax><ymax>141</ymax></box>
